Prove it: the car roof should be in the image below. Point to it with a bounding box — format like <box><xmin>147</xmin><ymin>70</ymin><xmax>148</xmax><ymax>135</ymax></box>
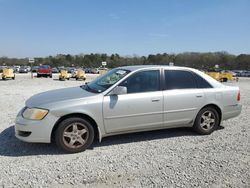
<box><xmin>118</xmin><ymin>65</ymin><xmax>224</xmax><ymax>88</ymax></box>
<box><xmin>119</xmin><ymin>65</ymin><xmax>196</xmax><ymax>72</ymax></box>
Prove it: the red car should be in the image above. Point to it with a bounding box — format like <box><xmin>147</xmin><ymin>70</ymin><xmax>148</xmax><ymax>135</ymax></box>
<box><xmin>37</xmin><ymin>65</ymin><xmax>52</xmax><ymax>78</ymax></box>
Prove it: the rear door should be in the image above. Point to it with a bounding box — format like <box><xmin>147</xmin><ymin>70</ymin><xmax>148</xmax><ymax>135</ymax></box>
<box><xmin>163</xmin><ymin>69</ymin><xmax>206</xmax><ymax>127</ymax></box>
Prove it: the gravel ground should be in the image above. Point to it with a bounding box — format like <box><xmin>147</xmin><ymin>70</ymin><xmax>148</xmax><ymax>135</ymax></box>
<box><xmin>0</xmin><ymin>74</ymin><xmax>249</xmax><ymax>188</ymax></box>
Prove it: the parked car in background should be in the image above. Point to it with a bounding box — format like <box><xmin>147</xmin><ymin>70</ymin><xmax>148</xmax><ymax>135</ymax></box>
<box><xmin>52</xmin><ymin>67</ymin><xmax>59</xmax><ymax>73</ymax></box>
<box><xmin>84</xmin><ymin>68</ymin><xmax>91</xmax><ymax>73</ymax></box>
<box><xmin>37</xmin><ymin>65</ymin><xmax>52</xmax><ymax>78</ymax></box>
<box><xmin>1</xmin><ymin>68</ymin><xmax>15</xmax><ymax>80</ymax></box>
<box><xmin>26</xmin><ymin>66</ymin><xmax>31</xmax><ymax>72</ymax></box>
<box><xmin>90</xmin><ymin>68</ymin><xmax>99</xmax><ymax>74</ymax></box>
<box><xmin>19</xmin><ymin>66</ymin><xmax>28</xmax><ymax>73</ymax></box>
<box><xmin>67</xmin><ymin>67</ymin><xmax>77</xmax><ymax>74</ymax></box>
<box><xmin>59</xmin><ymin>69</ymin><xmax>70</xmax><ymax>80</ymax></box>
<box><xmin>0</xmin><ymin>66</ymin><xmax>5</xmax><ymax>73</ymax></box>
<box><xmin>15</xmin><ymin>65</ymin><xmax>242</xmax><ymax>153</ymax></box>
<box><xmin>242</xmin><ymin>71</ymin><xmax>250</xmax><ymax>77</ymax></box>
<box><xmin>98</xmin><ymin>67</ymin><xmax>108</xmax><ymax>75</ymax></box>
<box><xmin>65</xmin><ymin>67</ymin><xmax>76</xmax><ymax>78</ymax></box>
<box><xmin>57</xmin><ymin>66</ymin><xmax>65</xmax><ymax>72</ymax></box>
<box><xmin>31</xmin><ymin>66</ymin><xmax>39</xmax><ymax>73</ymax></box>
<box><xmin>14</xmin><ymin>66</ymin><xmax>20</xmax><ymax>72</ymax></box>
<box><xmin>206</xmin><ymin>70</ymin><xmax>238</xmax><ymax>82</ymax></box>
<box><xmin>220</xmin><ymin>70</ymin><xmax>238</xmax><ymax>82</ymax></box>
<box><xmin>75</xmin><ymin>69</ymin><xmax>86</xmax><ymax>80</ymax></box>
<box><xmin>233</xmin><ymin>70</ymin><xmax>250</xmax><ymax>77</ymax></box>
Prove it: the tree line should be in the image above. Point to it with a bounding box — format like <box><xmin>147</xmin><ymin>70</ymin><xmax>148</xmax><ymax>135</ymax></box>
<box><xmin>0</xmin><ymin>52</ymin><xmax>250</xmax><ymax>70</ymax></box>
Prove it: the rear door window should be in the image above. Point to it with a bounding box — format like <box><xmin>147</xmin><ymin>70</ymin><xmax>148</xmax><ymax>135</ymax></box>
<box><xmin>164</xmin><ymin>70</ymin><xmax>197</xmax><ymax>90</ymax></box>
<box><xmin>193</xmin><ymin>73</ymin><xmax>213</xmax><ymax>88</ymax></box>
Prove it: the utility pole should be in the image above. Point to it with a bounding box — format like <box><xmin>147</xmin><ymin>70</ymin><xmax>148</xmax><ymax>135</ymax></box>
<box><xmin>29</xmin><ymin>58</ymin><xmax>35</xmax><ymax>79</ymax></box>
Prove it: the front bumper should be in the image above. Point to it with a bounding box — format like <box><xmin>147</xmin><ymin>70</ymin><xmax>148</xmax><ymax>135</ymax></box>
<box><xmin>2</xmin><ymin>75</ymin><xmax>14</xmax><ymax>78</ymax></box>
<box><xmin>15</xmin><ymin>112</ymin><xmax>59</xmax><ymax>143</ymax></box>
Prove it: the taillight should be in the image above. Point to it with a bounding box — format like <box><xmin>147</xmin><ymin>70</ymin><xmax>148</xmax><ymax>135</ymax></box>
<box><xmin>237</xmin><ymin>91</ymin><xmax>240</xmax><ymax>102</ymax></box>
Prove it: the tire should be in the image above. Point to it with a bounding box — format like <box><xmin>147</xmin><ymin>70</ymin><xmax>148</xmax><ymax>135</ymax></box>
<box><xmin>55</xmin><ymin>117</ymin><xmax>95</xmax><ymax>153</ymax></box>
<box><xmin>76</xmin><ymin>77</ymin><xmax>78</xmax><ymax>80</ymax></box>
<box><xmin>50</xmin><ymin>74</ymin><xmax>52</xmax><ymax>78</ymax></box>
<box><xmin>193</xmin><ymin>107</ymin><xmax>220</xmax><ymax>135</ymax></box>
<box><xmin>12</xmin><ymin>76</ymin><xmax>15</xmax><ymax>80</ymax></box>
<box><xmin>2</xmin><ymin>77</ymin><xmax>5</xmax><ymax>80</ymax></box>
<box><xmin>37</xmin><ymin>74</ymin><xmax>40</xmax><ymax>78</ymax></box>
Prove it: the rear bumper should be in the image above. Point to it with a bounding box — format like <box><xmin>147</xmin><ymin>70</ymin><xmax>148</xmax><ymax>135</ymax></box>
<box><xmin>223</xmin><ymin>104</ymin><xmax>242</xmax><ymax>120</ymax></box>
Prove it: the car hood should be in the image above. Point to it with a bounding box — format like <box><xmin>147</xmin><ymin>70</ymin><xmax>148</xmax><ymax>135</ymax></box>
<box><xmin>26</xmin><ymin>86</ymin><xmax>96</xmax><ymax>107</ymax></box>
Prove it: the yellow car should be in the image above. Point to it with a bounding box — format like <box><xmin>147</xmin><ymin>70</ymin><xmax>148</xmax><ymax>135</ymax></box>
<box><xmin>59</xmin><ymin>70</ymin><xmax>70</xmax><ymax>81</ymax></box>
<box><xmin>220</xmin><ymin>71</ymin><xmax>238</xmax><ymax>82</ymax></box>
<box><xmin>75</xmin><ymin>69</ymin><xmax>86</xmax><ymax>80</ymax></box>
<box><xmin>1</xmin><ymin>68</ymin><xmax>15</xmax><ymax>80</ymax></box>
<box><xmin>206</xmin><ymin>71</ymin><xmax>221</xmax><ymax>81</ymax></box>
<box><xmin>206</xmin><ymin>71</ymin><xmax>238</xmax><ymax>82</ymax></box>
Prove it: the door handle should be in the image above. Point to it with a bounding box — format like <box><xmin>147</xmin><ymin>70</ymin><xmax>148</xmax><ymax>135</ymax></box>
<box><xmin>151</xmin><ymin>98</ymin><xmax>160</xmax><ymax>102</ymax></box>
<box><xmin>196</xmin><ymin>95</ymin><xmax>203</xmax><ymax>98</ymax></box>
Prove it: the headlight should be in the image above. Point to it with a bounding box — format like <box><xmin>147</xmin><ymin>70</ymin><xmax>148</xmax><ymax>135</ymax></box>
<box><xmin>22</xmin><ymin>108</ymin><xmax>49</xmax><ymax>120</ymax></box>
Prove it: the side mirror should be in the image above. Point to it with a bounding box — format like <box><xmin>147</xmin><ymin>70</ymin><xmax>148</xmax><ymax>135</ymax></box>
<box><xmin>109</xmin><ymin>86</ymin><xmax>127</xmax><ymax>95</ymax></box>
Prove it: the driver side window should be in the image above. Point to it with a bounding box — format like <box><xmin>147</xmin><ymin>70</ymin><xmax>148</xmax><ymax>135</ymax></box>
<box><xmin>119</xmin><ymin>70</ymin><xmax>160</xmax><ymax>94</ymax></box>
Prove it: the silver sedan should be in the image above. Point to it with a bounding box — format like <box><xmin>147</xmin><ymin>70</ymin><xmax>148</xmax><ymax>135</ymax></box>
<box><xmin>15</xmin><ymin>66</ymin><xmax>242</xmax><ymax>153</ymax></box>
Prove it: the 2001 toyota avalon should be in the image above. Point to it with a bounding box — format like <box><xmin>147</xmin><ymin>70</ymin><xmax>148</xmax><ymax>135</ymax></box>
<box><xmin>15</xmin><ymin>66</ymin><xmax>242</xmax><ymax>153</ymax></box>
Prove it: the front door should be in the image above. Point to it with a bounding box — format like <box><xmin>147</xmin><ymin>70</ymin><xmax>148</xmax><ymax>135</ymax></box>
<box><xmin>103</xmin><ymin>69</ymin><xmax>163</xmax><ymax>133</ymax></box>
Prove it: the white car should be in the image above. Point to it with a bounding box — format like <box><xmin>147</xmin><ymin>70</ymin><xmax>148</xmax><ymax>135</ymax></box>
<box><xmin>15</xmin><ymin>65</ymin><xmax>242</xmax><ymax>153</ymax></box>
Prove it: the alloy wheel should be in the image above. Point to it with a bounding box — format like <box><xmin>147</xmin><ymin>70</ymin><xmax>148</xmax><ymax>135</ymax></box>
<box><xmin>200</xmin><ymin>111</ymin><xmax>216</xmax><ymax>130</ymax></box>
<box><xmin>62</xmin><ymin>122</ymin><xmax>89</xmax><ymax>149</ymax></box>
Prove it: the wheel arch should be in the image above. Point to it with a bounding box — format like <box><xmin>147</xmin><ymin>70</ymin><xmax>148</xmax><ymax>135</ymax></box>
<box><xmin>198</xmin><ymin>103</ymin><xmax>222</xmax><ymax>123</ymax></box>
<box><xmin>51</xmin><ymin>113</ymin><xmax>101</xmax><ymax>142</ymax></box>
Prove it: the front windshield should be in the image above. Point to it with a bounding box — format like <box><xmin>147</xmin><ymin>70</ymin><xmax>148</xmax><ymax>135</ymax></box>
<box><xmin>83</xmin><ymin>68</ymin><xmax>130</xmax><ymax>93</ymax></box>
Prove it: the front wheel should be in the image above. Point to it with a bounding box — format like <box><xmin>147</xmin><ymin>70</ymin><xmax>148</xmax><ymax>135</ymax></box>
<box><xmin>55</xmin><ymin>117</ymin><xmax>95</xmax><ymax>153</ymax></box>
<box><xmin>193</xmin><ymin>107</ymin><xmax>220</xmax><ymax>135</ymax></box>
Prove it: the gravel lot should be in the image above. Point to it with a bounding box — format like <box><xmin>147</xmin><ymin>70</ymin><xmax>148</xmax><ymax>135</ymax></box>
<box><xmin>0</xmin><ymin>74</ymin><xmax>249</xmax><ymax>187</ymax></box>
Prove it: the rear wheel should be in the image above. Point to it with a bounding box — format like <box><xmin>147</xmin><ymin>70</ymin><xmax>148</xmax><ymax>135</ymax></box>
<box><xmin>193</xmin><ymin>107</ymin><xmax>220</xmax><ymax>135</ymax></box>
<box><xmin>55</xmin><ymin>117</ymin><xmax>94</xmax><ymax>153</ymax></box>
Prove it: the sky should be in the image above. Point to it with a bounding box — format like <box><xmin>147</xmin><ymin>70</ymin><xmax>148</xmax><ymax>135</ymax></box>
<box><xmin>0</xmin><ymin>0</ymin><xmax>250</xmax><ymax>58</ymax></box>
